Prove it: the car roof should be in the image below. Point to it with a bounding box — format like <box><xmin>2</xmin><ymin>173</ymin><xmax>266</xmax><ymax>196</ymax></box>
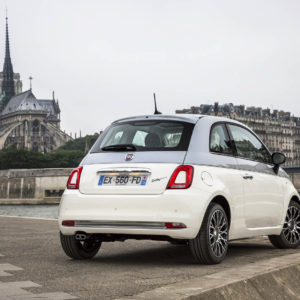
<box><xmin>113</xmin><ymin>114</ymin><xmax>245</xmax><ymax>126</ymax></box>
<box><xmin>112</xmin><ymin>114</ymin><xmax>203</xmax><ymax>124</ymax></box>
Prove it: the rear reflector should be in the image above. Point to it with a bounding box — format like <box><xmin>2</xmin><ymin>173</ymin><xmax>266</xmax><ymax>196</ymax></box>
<box><xmin>167</xmin><ymin>165</ymin><xmax>194</xmax><ymax>189</ymax></box>
<box><xmin>62</xmin><ymin>220</ymin><xmax>75</xmax><ymax>226</ymax></box>
<box><xmin>67</xmin><ymin>167</ymin><xmax>83</xmax><ymax>189</ymax></box>
<box><xmin>165</xmin><ymin>222</ymin><xmax>186</xmax><ymax>229</ymax></box>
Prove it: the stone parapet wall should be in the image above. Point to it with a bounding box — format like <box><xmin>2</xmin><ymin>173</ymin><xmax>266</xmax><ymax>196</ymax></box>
<box><xmin>284</xmin><ymin>167</ymin><xmax>300</xmax><ymax>193</ymax></box>
<box><xmin>289</xmin><ymin>173</ymin><xmax>300</xmax><ymax>193</ymax></box>
<box><xmin>0</xmin><ymin>168</ymin><xmax>72</xmax><ymax>204</ymax></box>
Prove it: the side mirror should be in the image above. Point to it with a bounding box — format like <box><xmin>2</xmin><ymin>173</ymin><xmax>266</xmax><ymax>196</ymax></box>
<box><xmin>272</xmin><ymin>152</ymin><xmax>286</xmax><ymax>174</ymax></box>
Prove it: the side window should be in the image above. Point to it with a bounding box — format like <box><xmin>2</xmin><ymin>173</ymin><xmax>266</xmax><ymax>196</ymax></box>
<box><xmin>228</xmin><ymin>124</ymin><xmax>271</xmax><ymax>164</ymax></box>
<box><xmin>210</xmin><ymin>124</ymin><xmax>233</xmax><ymax>155</ymax></box>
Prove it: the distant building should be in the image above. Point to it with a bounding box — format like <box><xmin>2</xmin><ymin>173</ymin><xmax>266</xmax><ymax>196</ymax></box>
<box><xmin>176</xmin><ymin>103</ymin><xmax>300</xmax><ymax>166</ymax></box>
<box><xmin>0</xmin><ymin>17</ymin><xmax>71</xmax><ymax>153</ymax></box>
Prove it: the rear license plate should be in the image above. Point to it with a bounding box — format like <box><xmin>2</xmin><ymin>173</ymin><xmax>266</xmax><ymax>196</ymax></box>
<box><xmin>98</xmin><ymin>175</ymin><xmax>148</xmax><ymax>186</ymax></box>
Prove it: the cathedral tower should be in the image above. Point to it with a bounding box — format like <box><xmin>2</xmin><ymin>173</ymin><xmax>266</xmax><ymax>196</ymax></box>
<box><xmin>2</xmin><ymin>16</ymin><xmax>15</xmax><ymax>101</ymax></box>
<box><xmin>0</xmin><ymin>15</ymin><xmax>71</xmax><ymax>152</ymax></box>
<box><xmin>0</xmin><ymin>16</ymin><xmax>22</xmax><ymax>111</ymax></box>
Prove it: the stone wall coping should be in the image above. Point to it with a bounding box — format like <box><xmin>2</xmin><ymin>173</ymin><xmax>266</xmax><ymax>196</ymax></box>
<box><xmin>0</xmin><ymin>168</ymin><xmax>73</xmax><ymax>178</ymax></box>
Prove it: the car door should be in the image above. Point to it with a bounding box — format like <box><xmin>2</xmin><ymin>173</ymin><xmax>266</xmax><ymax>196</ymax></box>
<box><xmin>226</xmin><ymin>123</ymin><xmax>284</xmax><ymax>228</ymax></box>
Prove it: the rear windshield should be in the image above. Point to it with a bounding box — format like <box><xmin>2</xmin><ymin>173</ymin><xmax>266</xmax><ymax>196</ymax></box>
<box><xmin>91</xmin><ymin>120</ymin><xmax>195</xmax><ymax>152</ymax></box>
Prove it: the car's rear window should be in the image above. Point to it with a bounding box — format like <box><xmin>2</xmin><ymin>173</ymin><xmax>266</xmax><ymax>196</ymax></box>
<box><xmin>91</xmin><ymin>120</ymin><xmax>195</xmax><ymax>152</ymax></box>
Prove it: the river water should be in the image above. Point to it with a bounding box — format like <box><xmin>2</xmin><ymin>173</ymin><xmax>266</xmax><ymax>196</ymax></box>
<box><xmin>0</xmin><ymin>205</ymin><xmax>59</xmax><ymax>219</ymax></box>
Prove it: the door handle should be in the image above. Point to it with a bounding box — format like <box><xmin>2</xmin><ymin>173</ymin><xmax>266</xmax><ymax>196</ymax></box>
<box><xmin>243</xmin><ymin>174</ymin><xmax>253</xmax><ymax>180</ymax></box>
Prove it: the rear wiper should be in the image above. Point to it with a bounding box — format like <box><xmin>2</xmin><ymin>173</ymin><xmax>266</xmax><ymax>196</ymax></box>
<box><xmin>101</xmin><ymin>144</ymin><xmax>137</xmax><ymax>151</ymax></box>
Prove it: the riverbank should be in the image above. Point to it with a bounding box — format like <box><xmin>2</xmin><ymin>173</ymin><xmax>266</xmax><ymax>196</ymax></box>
<box><xmin>0</xmin><ymin>204</ymin><xmax>58</xmax><ymax>219</ymax></box>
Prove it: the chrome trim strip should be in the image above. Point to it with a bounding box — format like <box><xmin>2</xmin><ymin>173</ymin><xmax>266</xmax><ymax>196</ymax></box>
<box><xmin>74</xmin><ymin>220</ymin><xmax>185</xmax><ymax>230</ymax></box>
<box><xmin>74</xmin><ymin>221</ymin><xmax>165</xmax><ymax>229</ymax></box>
<box><xmin>247</xmin><ymin>225</ymin><xmax>282</xmax><ymax>231</ymax></box>
<box><xmin>97</xmin><ymin>168</ymin><xmax>151</xmax><ymax>174</ymax></box>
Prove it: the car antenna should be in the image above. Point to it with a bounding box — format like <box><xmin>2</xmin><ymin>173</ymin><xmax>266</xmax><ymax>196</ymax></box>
<box><xmin>153</xmin><ymin>93</ymin><xmax>162</xmax><ymax>115</ymax></box>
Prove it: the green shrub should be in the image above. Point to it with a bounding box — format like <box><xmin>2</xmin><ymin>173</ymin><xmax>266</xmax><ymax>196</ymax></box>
<box><xmin>0</xmin><ymin>135</ymin><xmax>100</xmax><ymax>170</ymax></box>
<box><xmin>0</xmin><ymin>148</ymin><xmax>85</xmax><ymax>170</ymax></box>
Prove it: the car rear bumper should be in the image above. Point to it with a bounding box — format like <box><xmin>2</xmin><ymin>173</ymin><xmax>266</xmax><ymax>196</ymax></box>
<box><xmin>58</xmin><ymin>189</ymin><xmax>209</xmax><ymax>239</ymax></box>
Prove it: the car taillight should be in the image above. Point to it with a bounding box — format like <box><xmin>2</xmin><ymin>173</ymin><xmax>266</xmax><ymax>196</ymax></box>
<box><xmin>165</xmin><ymin>222</ymin><xmax>186</xmax><ymax>229</ymax></box>
<box><xmin>67</xmin><ymin>167</ymin><xmax>83</xmax><ymax>189</ymax></box>
<box><xmin>167</xmin><ymin>165</ymin><xmax>194</xmax><ymax>189</ymax></box>
<box><xmin>62</xmin><ymin>220</ymin><xmax>75</xmax><ymax>226</ymax></box>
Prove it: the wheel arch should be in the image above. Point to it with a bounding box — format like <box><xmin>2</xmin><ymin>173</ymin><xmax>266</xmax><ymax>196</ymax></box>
<box><xmin>291</xmin><ymin>195</ymin><xmax>300</xmax><ymax>206</ymax></box>
<box><xmin>210</xmin><ymin>195</ymin><xmax>231</xmax><ymax>226</ymax></box>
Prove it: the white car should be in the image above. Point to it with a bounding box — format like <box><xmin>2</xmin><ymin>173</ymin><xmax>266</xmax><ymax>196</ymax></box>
<box><xmin>59</xmin><ymin>114</ymin><xmax>300</xmax><ymax>264</ymax></box>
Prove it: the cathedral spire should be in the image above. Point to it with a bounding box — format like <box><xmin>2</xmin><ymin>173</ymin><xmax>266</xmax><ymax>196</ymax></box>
<box><xmin>1</xmin><ymin>14</ymin><xmax>15</xmax><ymax>103</ymax></box>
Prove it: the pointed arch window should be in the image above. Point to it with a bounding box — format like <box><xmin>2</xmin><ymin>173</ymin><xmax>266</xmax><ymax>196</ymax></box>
<box><xmin>32</xmin><ymin>119</ymin><xmax>39</xmax><ymax>137</ymax></box>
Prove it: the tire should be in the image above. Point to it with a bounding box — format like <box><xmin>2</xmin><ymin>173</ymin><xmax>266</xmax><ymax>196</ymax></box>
<box><xmin>189</xmin><ymin>203</ymin><xmax>229</xmax><ymax>264</ymax></box>
<box><xmin>269</xmin><ymin>200</ymin><xmax>300</xmax><ymax>249</ymax></box>
<box><xmin>60</xmin><ymin>232</ymin><xmax>101</xmax><ymax>259</ymax></box>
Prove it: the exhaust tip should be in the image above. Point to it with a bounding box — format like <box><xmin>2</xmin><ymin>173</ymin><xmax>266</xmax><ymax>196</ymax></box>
<box><xmin>75</xmin><ymin>233</ymin><xmax>87</xmax><ymax>241</ymax></box>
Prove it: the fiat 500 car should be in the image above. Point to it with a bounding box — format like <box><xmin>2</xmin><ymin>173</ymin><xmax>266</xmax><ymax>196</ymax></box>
<box><xmin>59</xmin><ymin>114</ymin><xmax>300</xmax><ymax>264</ymax></box>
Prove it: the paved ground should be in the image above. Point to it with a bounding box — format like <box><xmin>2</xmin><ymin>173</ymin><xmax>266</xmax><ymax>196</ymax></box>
<box><xmin>1</xmin><ymin>216</ymin><xmax>300</xmax><ymax>300</ymax></box>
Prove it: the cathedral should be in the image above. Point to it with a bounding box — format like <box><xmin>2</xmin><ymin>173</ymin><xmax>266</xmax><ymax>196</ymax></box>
<box><xmin>0</xmin><ymin>17</ymin><xmax>71</xmax><ymax>153</ymax></box>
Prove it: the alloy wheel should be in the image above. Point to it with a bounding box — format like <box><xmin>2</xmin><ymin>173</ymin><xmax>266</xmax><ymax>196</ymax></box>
<box><xmin>283</xmin><ymin>205</ymin><xmax>300</xmax><ymax>244</ymax></box>
<box><xmin>209</xmin><ymin>209</ymin><xmax>228</xmax><ymax>257</ymax></box>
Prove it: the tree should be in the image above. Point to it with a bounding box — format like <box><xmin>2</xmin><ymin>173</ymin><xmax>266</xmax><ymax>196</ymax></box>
<box><xmin>0</xmin><ymin>134</ymin><xmax>100</xmax><ymax>170</ymax></box>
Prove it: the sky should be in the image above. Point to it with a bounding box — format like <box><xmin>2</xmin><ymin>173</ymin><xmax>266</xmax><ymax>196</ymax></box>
<box><xmin>0</xmin><ymin>0</ymin><xmax>299</xmax><ymax>136</ymax></box>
